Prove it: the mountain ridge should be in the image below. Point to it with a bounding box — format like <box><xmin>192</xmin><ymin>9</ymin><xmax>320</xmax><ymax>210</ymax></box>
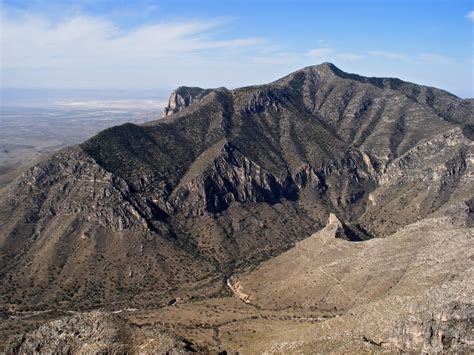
<box><xmin>1</xmin><ymin>62</ymin><xmax>473</xmax><ymax>352</ymax></box>
<box><xmin>0</xmin><ymin>64</ymin><xmax>472</xmax><ymax>350</ymax></box>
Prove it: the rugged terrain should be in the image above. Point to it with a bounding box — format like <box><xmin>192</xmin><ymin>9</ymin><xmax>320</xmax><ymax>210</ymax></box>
<box><xmin>0</xmin><ymin>63</ymin><xmax>473</xmax><ymax>352</ymax></box>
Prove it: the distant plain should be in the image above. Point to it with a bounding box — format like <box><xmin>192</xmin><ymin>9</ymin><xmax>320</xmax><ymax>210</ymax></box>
<box><xmin>0</xmin><ymin>90</ymin><xmax>166</xmax><ymax>188</ymax></box>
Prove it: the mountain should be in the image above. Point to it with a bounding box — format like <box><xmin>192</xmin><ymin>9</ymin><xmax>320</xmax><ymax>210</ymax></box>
<box><xmin>1</xmin><ymin>63</ymin><xmax>473</xmax><ymax>352</ymax></box>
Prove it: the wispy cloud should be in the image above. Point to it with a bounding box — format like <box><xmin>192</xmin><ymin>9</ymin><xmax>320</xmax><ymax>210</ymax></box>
<box><xmin>336</xmin><ymin>53</ymin><xmax>364</xmax><ymax>61</ymax></box>
<box><xmin>249</xmin><ymin>52</ymin><xmax>300</xmax><ymax>65</ymax></box>
<box><xmin>307</xmin><ymin>48</ymin><xmax>335</xmax><ymax>58</ymax></box>
<box><xmin>368</xmin><ymin>50</ymin><xmax>408</xmax><ymax>61</ymax></box>
<box><xmin>0</xmin><ymin>10</ymin><xmax>267</xmax><ymax>88</ymax></box>
<box><xmin>1</xmin><ymin>13</ymin><xmax>263</xmax><ymax>69</ymax></box>
<box><xmin>307</xmin><ymin>47</ymin><xmax>363</xmax><ymax>61</ymax></box>
<box><xmin>0</xmin><ymin>5</ymin><xmax>471</xmax><ymax>98</ymax></box>
<box><xmin>419</xmin><ymin>53</ymin><xmax>454</xmax><ymax>64</ymax></box>
<box><xmin>467</xmin><ymin>11</ymin><xmax>474</xmax><ymax>22</ymax></box>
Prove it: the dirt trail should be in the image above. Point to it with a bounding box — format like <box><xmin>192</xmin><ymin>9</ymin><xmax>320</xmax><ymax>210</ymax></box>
<box><xmin>226</xmin><ymin>277</ymin><xmax>252</xmax><ymax>304</ymax></box>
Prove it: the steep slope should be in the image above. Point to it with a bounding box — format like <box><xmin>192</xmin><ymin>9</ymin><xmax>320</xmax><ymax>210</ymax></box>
<box><xmin>236</xmin><ymin>214</ymin><xmax>472</xmax><ymax>312</ymax></box>
<box><xmin>0</xmin><ymin>63</ymin><xmax>472</xmax><ymax>315</ymax></box>
<box><xmin>227</xmin><ymin>215</ymin><xmax>473</xmax><ymax>353</ymax></box>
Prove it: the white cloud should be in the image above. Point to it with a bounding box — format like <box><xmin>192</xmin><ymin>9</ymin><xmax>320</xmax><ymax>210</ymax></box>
<box><xmin>0</xmin><ymin>8</ymin><xmax>471</xmax><ymax>98</ymax></box>
<box><xmin>1</xmin><ymin>14</ymin><xmax>263</xmax><ymax>69</ymax></box>
<box><xmin>307</xmin><ymin>48</ymin><xmax>335</xmax><ymax>58</ymax></box>
<box><xmin>337</xmin><ymin>53</ymin><xmax>364</xmax><ymax>61</ymax></box>
<box><xmin>368</xmin><ymin>50</ymin><xmax>408</xmax><ymax>61</ymax></box>
<box><xmin>419</xmin><ymin>53</ymin><xmax>454</xmax><ymax>64</ymax></box>
<box><xmin>0</xmin><ymin>11</ymin><xmax>266</xmax><ymax>88</ymax></box>
<box><xmin>467</xmin><ymin>11</ymin><xmax>474</xmax><ymax>21</ymax></box>
<box><xmin>249</xmin><ymin>52</ymin><xmax>300</xmax><ymax>65</ymax></box>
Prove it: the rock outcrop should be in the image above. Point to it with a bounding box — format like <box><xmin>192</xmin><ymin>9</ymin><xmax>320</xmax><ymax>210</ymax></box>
<box><xmin>384</xmin><ymin>302</ymin><xmax>474</xmax><ymax>352</ymax></box>
<box><xmin>5</xmin><ymin>311</ymin><xmax>196</xmax><ymax>353</ymax></box>
<box><xmin>163</xmin><ymin>86</ymin><xmax>214</xmax><ymax>116</ymax></box>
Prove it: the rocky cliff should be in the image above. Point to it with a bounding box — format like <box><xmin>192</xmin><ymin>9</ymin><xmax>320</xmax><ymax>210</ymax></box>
<box><xmin>163</xmin><ymin>86</ymin><xmax>214</xmax><ymax>116</ymax></box>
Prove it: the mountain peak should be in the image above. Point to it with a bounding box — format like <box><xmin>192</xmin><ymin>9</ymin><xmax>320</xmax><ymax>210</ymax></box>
<box><xmin>308</xmin><ymin>62</ymin><xmax>342</xmax><ymax>75</ymax></box>
<box><xmin>315</xmin><ymin>61</ymin><xmax>339</xmax><ymax>70</ymax></box>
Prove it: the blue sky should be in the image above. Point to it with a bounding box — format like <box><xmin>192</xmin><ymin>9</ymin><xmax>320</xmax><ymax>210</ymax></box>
<box><xmin>1</xmin><ymin>0</ymin><xmax>473</xmax><ymax>97</ymax></box>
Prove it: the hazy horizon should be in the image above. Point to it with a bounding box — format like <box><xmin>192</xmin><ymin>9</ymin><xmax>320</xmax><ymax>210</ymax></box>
<box><xmin>0</xmin><ymin>87</ymin><xmax>171</xmax><ymax>108</ymax></box>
